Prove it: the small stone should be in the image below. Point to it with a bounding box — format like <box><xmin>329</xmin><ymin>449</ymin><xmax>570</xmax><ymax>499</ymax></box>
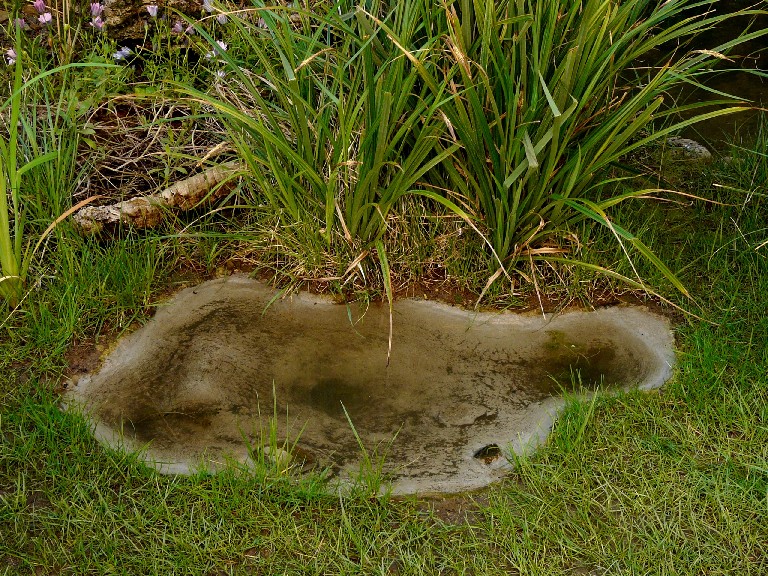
<box><xmin>263</xmin><ymin>446</ymin><xmax>292</xmax><ymax>471</ymax></box>
<box><xmin>665</xmin><ymin>137</ymin><xmax>712</xmax><ymax>161</ymax></box>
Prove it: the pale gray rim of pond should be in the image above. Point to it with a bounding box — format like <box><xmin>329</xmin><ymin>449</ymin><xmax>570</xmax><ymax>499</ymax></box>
<box><xmin>63</xmin><ymin>275</ymin><xmax>676</xmax><ymax>495</ymax></box>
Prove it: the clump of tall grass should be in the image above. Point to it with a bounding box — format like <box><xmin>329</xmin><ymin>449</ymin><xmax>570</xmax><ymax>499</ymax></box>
<box><xmin>182</xmin><ymin>0</ymin><xmax>460</xmax><ymax>252</ymax></box>
<box><xmin>711</xmin><ymin>113</ymin><xmax>768</xmax><ymax>252</ymax></box>
<box><xmin>1</xmin><ymin>22</ymin><xmax>111</xmax><ymax>309</ymax></box>
<box><xmin>409</xmin><ymin>0</ymin><xmax>765</xmax><ymax>293</ymax></box>
<box><xmin>179</xmin><ymin>0</ymin><xmax>766</xmax><ymax>295</ymax></box>
<box><xmin>0</xmin><ymin>26</ymin><xmax>68</xmax><ymax>309</ymax></box>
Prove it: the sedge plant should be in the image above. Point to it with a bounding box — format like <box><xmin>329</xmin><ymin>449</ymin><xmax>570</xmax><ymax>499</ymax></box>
<box><xmin>181</xmin><ymin>0</ymin><xmax>461</xmax><ymax>250</ymax></box>
<box><xmin>393</xmin><ymin>0</ymin><xmax>767</xmax><ymax>294</ymax></box>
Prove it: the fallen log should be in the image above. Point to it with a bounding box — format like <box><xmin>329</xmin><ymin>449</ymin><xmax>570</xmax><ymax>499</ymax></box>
<box><xmin>73</xmin><ymin>161</ymin><xmax>243</xmax><ymax>235</ymax></box>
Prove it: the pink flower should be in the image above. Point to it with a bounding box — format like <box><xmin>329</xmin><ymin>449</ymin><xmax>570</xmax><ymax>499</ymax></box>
<box><xmin>90</xmin><ymin>16</ymin><xmax>105</xmax><ymax>31</ymax></box>
<box><xmin>38</xmin><ymin>12</ymin><xmax>52</xmax><ymax>25</ymax></box>
<box><xmin>146</xmin><ymin>5</ymin><xmax>158</xmax><ymax>18</ymax></box>
<box><xmin>15</xmin><ymin>17</ymin><xmax>30</xmax><ymax>30</ymax></box>
<box><xmin>32</xmin><ymin>0</ymin><xmax>46</xmax><ymax>14</ymax></box>
<box><xmin>216</xmin><ymin>13</ymin><xmax>228</xmax><ymax>24</ymax></box>
<box><xmin>202</xmin><ymin>0</ymin><xmax>214</xmax><ymax>13</ymax></box>
<box><xmin>6</xmin><ymin>48</ymin><xmax>17</xmax><ymax>65</ymax></box>
<box><xmin>172</xmin><ymin>20</ymin><xmax>184</xmax><ymax>34</ymax></box>
<box><xmin>90</xmin><ymin>2</ymin><xmax>104</xmax><ymax>17</ymax></box>
<box><xmin>205</xmin><ymin>39</ymin><xmax>227</xmax><ymax>60</ymax></box>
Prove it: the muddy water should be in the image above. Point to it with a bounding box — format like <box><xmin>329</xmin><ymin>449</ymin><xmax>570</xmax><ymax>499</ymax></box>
<box><xmin>64</xmin><ymin>276</ymin><xmax>675</xmax><ymax>494</ymax></box>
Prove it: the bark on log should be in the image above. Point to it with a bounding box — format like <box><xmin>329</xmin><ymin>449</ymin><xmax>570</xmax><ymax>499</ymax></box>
<box><xmin>73</xmin><ymin>161</ymin><xmax>242</xmax><ymax>235</ymax></box>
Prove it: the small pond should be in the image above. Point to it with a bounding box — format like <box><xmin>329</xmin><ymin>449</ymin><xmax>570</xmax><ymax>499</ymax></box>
<box><xmin>63</xmin><ymin>276</ymin><xmax>675</xmax><ymax>494</ymax></box>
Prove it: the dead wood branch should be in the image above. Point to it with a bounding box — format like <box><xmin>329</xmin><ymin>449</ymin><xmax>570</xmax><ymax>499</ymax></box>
<box><xmin>73</xmin><ymin>161</ymin><xmax>243</xmax><ymax>235</ymax></box>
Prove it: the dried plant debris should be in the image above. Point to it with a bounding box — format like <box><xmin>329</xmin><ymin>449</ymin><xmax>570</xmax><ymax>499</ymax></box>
<box><xmin>69</xmin><ymin>99</ymin><xmax>242</xmax><ymax>234</ymax></box>
<box><xmin>76</xmin><ymin>99</ymin><xmax>228</xmax><ymax>205</ymax></box>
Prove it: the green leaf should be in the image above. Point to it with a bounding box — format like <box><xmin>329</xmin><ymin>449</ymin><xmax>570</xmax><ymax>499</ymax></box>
<box><xmin>16</xmin><ymin>151</ymin><xmax>58</xmax><ymax>180</ymax></box>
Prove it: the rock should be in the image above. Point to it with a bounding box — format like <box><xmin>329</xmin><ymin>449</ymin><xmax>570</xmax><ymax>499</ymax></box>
<box><xmin>665</xmin><ymin>136</ymin><xmax>713</xmax><ymax>161</ymax></box>
<box><xmin>103</xmin><ymin>0</ymin><xmax>202</xmax><ymax>39</ymax></box>
<box><xmin>263</xmin><ymin>446</ymin><xmax>292</xmax><ymax>472</ymax></box>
